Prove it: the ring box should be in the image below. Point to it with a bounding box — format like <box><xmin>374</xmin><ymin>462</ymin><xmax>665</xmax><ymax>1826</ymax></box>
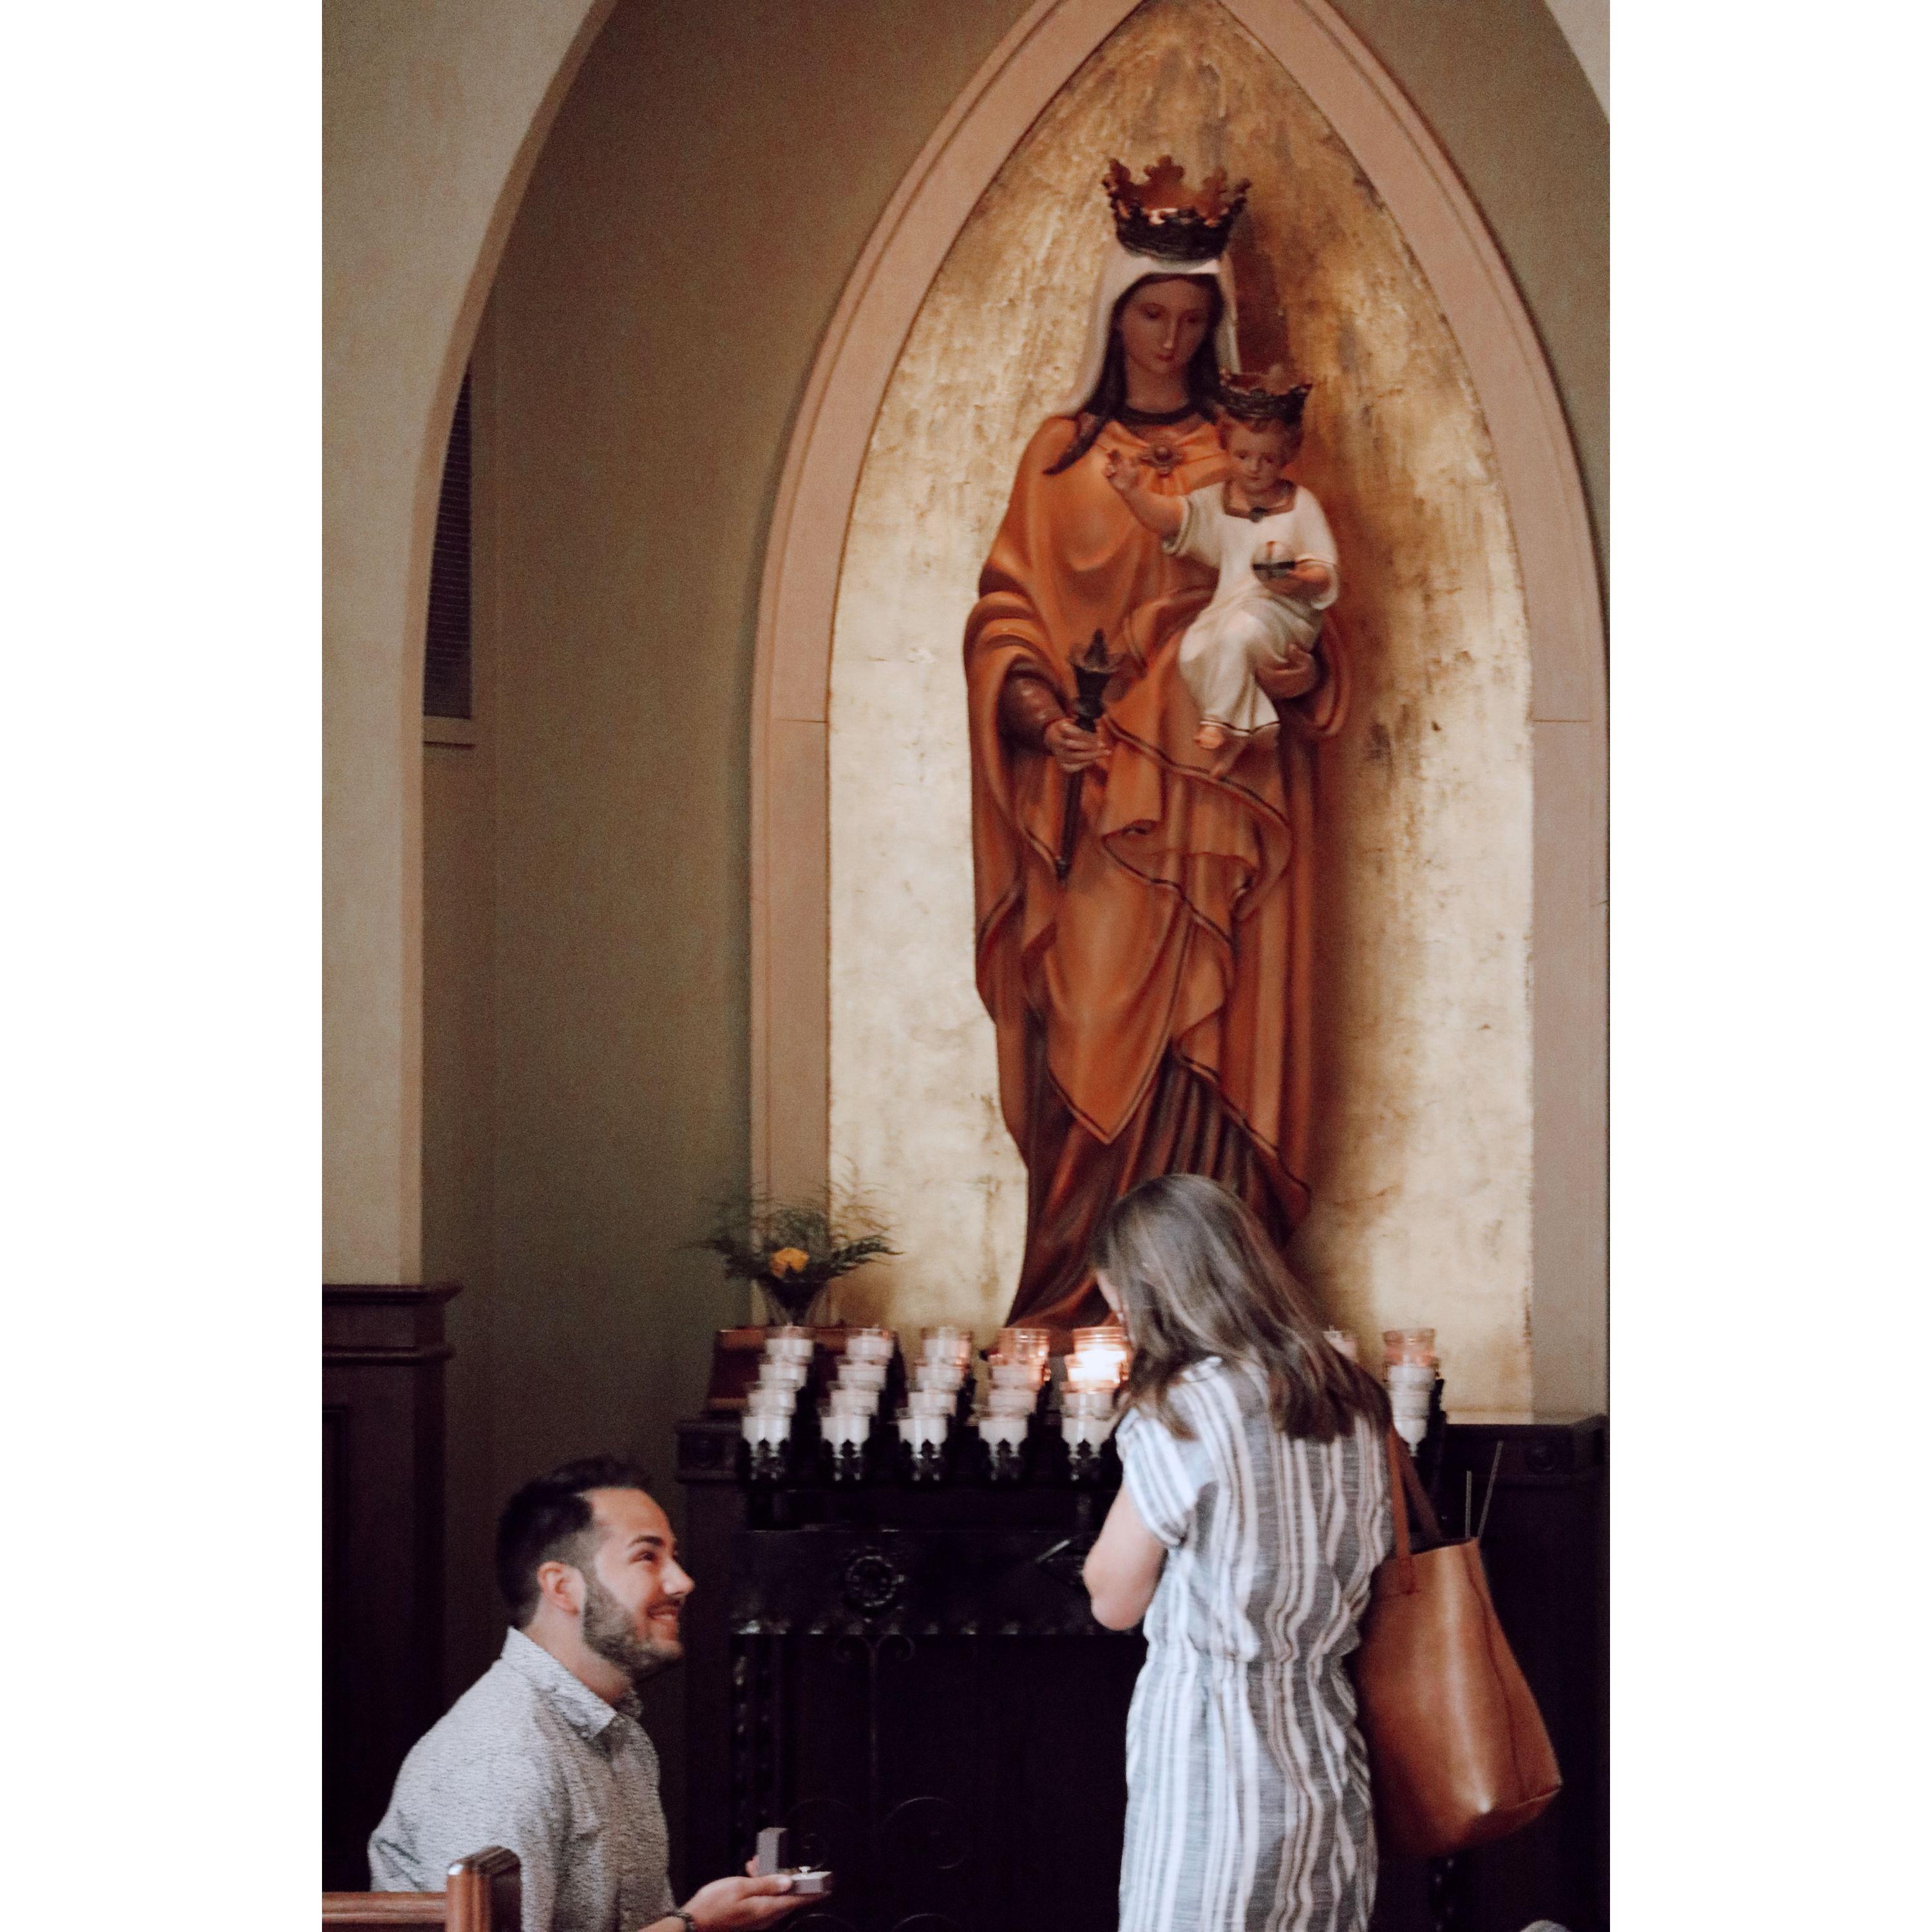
<box><xmin>754</xmin><ymin>1825</ymin><xmax>833</xmax><ymax>1896</ymax></box>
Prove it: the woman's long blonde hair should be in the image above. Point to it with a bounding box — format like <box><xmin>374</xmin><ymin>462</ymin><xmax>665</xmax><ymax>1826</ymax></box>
<box><xmin>1092</xmin><ymin>1175</ymin><xmax>1389</xmax><ymax>1442</ymax></box>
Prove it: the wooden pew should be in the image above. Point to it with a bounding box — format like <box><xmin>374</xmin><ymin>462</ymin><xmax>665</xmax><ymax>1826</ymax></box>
<box><xmin>323</xmin><ymin>1847</ymin><xmax>520</xmax><ymax>1931</ymax></box>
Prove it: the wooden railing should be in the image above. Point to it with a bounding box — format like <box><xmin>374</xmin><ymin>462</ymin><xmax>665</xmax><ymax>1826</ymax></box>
<box><xmin>323</xmin><ymin>1847</ymin><xmax>520</xmax><ymax>1932</ymax></box>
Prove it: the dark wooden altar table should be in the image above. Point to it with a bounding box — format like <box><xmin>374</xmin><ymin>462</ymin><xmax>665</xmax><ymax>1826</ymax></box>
<box><xmin>675</xmin><ymin>1410</ymin><xmax>1605</xmax><ymax>1932</ymax></box>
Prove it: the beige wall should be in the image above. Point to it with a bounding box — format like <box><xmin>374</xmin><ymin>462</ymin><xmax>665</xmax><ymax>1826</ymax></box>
<box><xmin>336</xmin><ymin>0</ymin><xmax>1605</xmax><ymax>1872</ymax></box>
<box><xmin>325</xmin><ymin>0</ymin><xmax>615</xmax><ymax>1283</ymax></box>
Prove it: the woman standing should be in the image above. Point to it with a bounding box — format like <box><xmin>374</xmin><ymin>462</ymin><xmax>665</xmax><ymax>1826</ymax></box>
<box><xmin>964</xmin><ymin>163</ymin><xmax>1350</xmax><ymax>1338</ymax></box>
<box><xmin>1082</xmin><ymin>1175</ymin><xmax>1393</xmax><ymax>1932</ymax></box>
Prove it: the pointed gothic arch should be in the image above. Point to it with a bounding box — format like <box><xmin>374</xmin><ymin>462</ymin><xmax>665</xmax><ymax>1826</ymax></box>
<box><xmin>750</xmin><ymin>0</ymin><xmax>1604</xmax><ymax>1405</ymax></box>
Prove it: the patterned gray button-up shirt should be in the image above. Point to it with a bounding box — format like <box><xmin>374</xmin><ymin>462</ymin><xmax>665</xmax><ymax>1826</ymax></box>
<box><xmin>370</xmin><ymin>1627</ymin><xmax>675</xmax><ymax>1932</ymax></box>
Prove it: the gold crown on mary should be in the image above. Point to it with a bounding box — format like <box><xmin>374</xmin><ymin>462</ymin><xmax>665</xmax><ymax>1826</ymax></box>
<box><xmin>1104</xmin><ymin>156</ymin><xmax>1250</xmax><ymax>262</ymax></box>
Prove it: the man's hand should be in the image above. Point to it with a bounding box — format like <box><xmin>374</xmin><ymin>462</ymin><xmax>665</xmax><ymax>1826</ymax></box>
<box><xmin>1255</xmin><ymin>649</ymin><xmax>1320</xmax><ymax>705</ymax></box>
<box><xmin>674</xmin><ymin>1871</ymin><xmax>815</xmax><ymax>1929</ymax></box>
<box><xmin>1044</xmin><ymin>717</ymin><xmax>1112</xmax><ymax>773</ymax></box>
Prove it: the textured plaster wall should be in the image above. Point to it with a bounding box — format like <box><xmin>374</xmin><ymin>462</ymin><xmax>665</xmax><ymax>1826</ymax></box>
<box><xmin>828</xmin><ymin>0</ymin><xmax>1534</xmax><ymax>1409</ymax></box>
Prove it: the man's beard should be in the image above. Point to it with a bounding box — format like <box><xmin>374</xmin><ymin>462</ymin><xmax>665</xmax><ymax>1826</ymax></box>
<box><xmin>580</xmin><ymin>1571</ymin><xmax>683</xmax><ymax>1687</ymax></box>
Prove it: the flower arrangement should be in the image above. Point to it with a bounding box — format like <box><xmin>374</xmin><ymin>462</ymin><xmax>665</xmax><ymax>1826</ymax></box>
<box><xmin>699</xmin><ymin>1187</ymin><xmax>897</xmax><ymax>1325</ymax></box>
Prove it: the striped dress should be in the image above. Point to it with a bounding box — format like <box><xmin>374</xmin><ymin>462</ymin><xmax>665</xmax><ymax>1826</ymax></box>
<box><xmin>1115</xmin><ymin>1356</ymin><xmax>1392</xmax><ymax>1932</ymax></box>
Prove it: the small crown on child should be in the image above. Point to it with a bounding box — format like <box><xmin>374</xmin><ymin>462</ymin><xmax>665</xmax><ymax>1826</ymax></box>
<box><xmin>1218</xmin><ymin>366</ymin><xmax>1312</xmax><ymax>429</ymax></box>
<box><xmin>1104</xmin><ymin>156</ymin><xmax>1250</xmax><ymax>262</ymax></box>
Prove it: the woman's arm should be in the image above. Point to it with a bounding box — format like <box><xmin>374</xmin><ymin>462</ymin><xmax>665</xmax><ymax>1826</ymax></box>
<box><xmin>1083</xmin><ymin>1483</ymin><xmax>1169</xmax><ymax>1630</ymax></box>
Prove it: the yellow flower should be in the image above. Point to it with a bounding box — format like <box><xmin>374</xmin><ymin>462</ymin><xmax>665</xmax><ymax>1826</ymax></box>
<box><xmin>768</xmin><ymin>1247</ymin><xmax>810</xmax><ymax>1278</ymax></box>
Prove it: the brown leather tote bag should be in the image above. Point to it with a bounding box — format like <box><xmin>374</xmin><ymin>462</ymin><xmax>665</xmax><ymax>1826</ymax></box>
<box><xmin>1354</xmin><ymin>1432</ymin><xmax>1562</xmax><ymax>1857</ymax></box>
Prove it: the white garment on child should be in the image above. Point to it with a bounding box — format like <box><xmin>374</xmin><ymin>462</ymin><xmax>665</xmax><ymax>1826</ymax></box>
<box><xmin>1163</xmin><ymin>482</ymin><xmax>1340</xmax><ymax>735</ymax></box>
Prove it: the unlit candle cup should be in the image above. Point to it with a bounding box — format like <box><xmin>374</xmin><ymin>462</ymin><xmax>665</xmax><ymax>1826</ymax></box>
<box><xmin>1381</xmin><ymin>1327</ymin><xmax>1437</xmax><ymax>1364</ymax></box>
<box><xmin>985</xmin><ymin>1386</ymin><xmax>1035</xmax><ymax>1416</ymax></box>
<box><xmin>844</xmin><ymin>1329</ymin><xmax>895</xmax><ymax>1364</ymax></box>
<box><xmin>837</xmin><ymin>1360</ymin><xmax>888</xmax><ymax>1390</ymax></box>
<box><xmin>907</xmin><ymin>1388</ymin><xmax>954</xmax><ymax>1416</ymax></box>
<box><xmin>1386</xmin><ymin>1362</ymin><xmax>1436</xmax><ymax>1389</ymax></box>
<box><xmin>826</xmin><ymin>1385</ymin><xmax>879</xmax><ymax>1416</ymax></box>
<box><xmin>741</xmin><ymin>1411</ymin><xmax>791</xmax><ymax>1446</ymax></box>
<box><xmin>996</xmin><ymin>1328</ymin><xmax>1051</xmax><ymax>1364</ymax></box>
<box><xmin>1059</xmin><ymin>1413</ymin><xmax>1115</xmax><ymax>1450</ymax></box>
<box><xmin>989</xmin><ymin>1361</ymin><xmax>1037</xmax><ymax>1389</ymax></box>
<box><xmin>974</xmin><ymin>1412</ymin><xmax>1028</xmax><ymax>1450</ymax></box>
<box><xmin>1062</xmin><ymin>1389</ymin><xmax>1115</xmax><ymax>1418</ymax></box>
<box><xmin>820</xmin><ymin>1410</ymin><xmax>871</xmax><ymax>1448</ymax></box>
<box><xmin>896</xmin><ymin>1413</ymin><xmax>949</xmax><ymax>1450</ymax></box>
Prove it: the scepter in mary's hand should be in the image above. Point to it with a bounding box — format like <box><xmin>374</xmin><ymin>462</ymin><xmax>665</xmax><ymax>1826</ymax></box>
<box><xmin>1056</xmin><ymin>629</ymin><xmax>1119</xmax><ymax>882</ymax></box>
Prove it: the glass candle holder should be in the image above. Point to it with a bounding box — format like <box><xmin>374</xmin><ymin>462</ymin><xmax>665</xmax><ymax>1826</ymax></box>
<box><xmin>1061</xmin><ymin>1387</ymin><xmax>1116</xmax><ymax>1419</ymax></box>
<box><xmin>819</xmin><ymin>1409</ymin><xmax>872</xmax><ymax>1449</ymax></box>
<box><xmin>996</xmin><ymin>1327</ymin><xmax>1051</xmax><ymax>1365</ymax></box>
<box><xmin>896</xmin><ymin>1412</ymin><xmax>949</xmax><ymax>1451</ymax></box>
<box><xmin>974</xmin><ymin>1412</ymin><xmax>1028</xmax><ymax>1450</ymax></box>
<box><xmin>1058</xmin><ymin>1412</ymin><xmax>1115</xmax><ymax>1450</ymax></box>
<box><xmin>765</xmin><ymin>1326</ymin><xmax>815</xmax><ymax>1361</ymax></box>
<box><xmin>825</xmin><ymin>1384</ymin><xmax>880</xmax><ymax>1416</ymax></box>
<box><xmin>844</xmin><ymin>1327</ymin><xmax>895</xmax><ymax>1365</ymax></box>
<box><xmin>906</xmin><ymin>1388</ymin><xmax>956</xmax><ymax>1417</ymax></box>
<box><xmin>746</xmin><ymin>1385</ymin><xmax>797</xmax><ymax>1416</ymax></box>
<box><xmin>1385</xmin><ymin>1361</ymin><xmax>1436</xmax><ymax>1390</ymax></box>
<box><xmin>741</xmin><ymin>1411</ymin><xmax>792</xmax><ymax>1446</ymax></box>
<box><xmin>837</xmin><ymin>1359</ymin><xmax>888</xmax><ymax>1390</ymax></box>
<box><xmin>922</xmin><ymin>1324</ymin><xmax>972</xmax><ymax>1357</ymax></box>
<box><xmin>1382</xmin><ymin>1327</ymin><xmax>1438</xmax><ymax>1366</ymax></box>
<box><xmin>984</xmin><ymin>1385</ymin><xmax>1036</xmax><ymax>1416</ymax></box>
<box><xmin>1064</xmin><ymin>1349</ymin><xmax>1124</xmax><ymax>1391</ymax></box>
<box><xmin>911</xmin><ymin>1363</ymin><xmax>965</xmax><ymax>1393</ymax></box>
<box><xmin>1323</xmin><ymin>1327</ymin><xmax>1361</xmax><ymax>1364</ymax></box>
<box><xmin>757</xmin><ymin>1358</ymin><xmax>810</xmax><ymax>1388</ymax></box>
<box><xmin>989</xmin><ymin>1359</ymin><xmax>1038</xmax><ymax>1390</ymax></box>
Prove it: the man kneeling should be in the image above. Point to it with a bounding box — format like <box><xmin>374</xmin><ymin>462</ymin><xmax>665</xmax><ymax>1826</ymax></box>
<box><xmin>370</xmin><ymin>1457</ymin><xmax>810</xmax><ymax>1932</ymax></box>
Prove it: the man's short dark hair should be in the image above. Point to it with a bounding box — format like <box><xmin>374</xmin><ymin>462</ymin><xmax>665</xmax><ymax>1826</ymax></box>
<box><xmin>495</xmin><ymin>1455</ymin><xmax>654</xmax><ymax>1627</ymax></box>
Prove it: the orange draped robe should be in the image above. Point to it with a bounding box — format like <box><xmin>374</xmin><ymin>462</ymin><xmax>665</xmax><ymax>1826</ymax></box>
<box><xmin>965</xmin><ymin>413</ymin><xmax>1349</xmax><ymax>1333</ymax></box>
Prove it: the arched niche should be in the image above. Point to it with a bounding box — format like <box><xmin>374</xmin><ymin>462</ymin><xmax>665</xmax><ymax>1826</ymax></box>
<box><xmin>753</xmin><ymin>0</ymin><xmax>1604</xmax><ymax>1411</ymax></box>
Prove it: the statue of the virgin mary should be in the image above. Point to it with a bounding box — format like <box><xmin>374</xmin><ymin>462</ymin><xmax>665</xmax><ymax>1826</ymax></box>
<box><xmin>963</xmin><ymin>159</ymin><xmax>1349</xmax><ymax>1336</ymax></box>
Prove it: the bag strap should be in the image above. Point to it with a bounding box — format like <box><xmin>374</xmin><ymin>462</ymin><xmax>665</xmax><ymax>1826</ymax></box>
<box><xmin>1385</xmin><ymin>1428</ymin><xmax>1446</xmax><ymax>1594</ymax></box>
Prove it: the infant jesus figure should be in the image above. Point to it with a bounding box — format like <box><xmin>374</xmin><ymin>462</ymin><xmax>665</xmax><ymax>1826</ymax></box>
<box><xmin>1106</xmin><ymin>372</ymin><xmax>1338</xmax><ymax>777</ymax></box>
